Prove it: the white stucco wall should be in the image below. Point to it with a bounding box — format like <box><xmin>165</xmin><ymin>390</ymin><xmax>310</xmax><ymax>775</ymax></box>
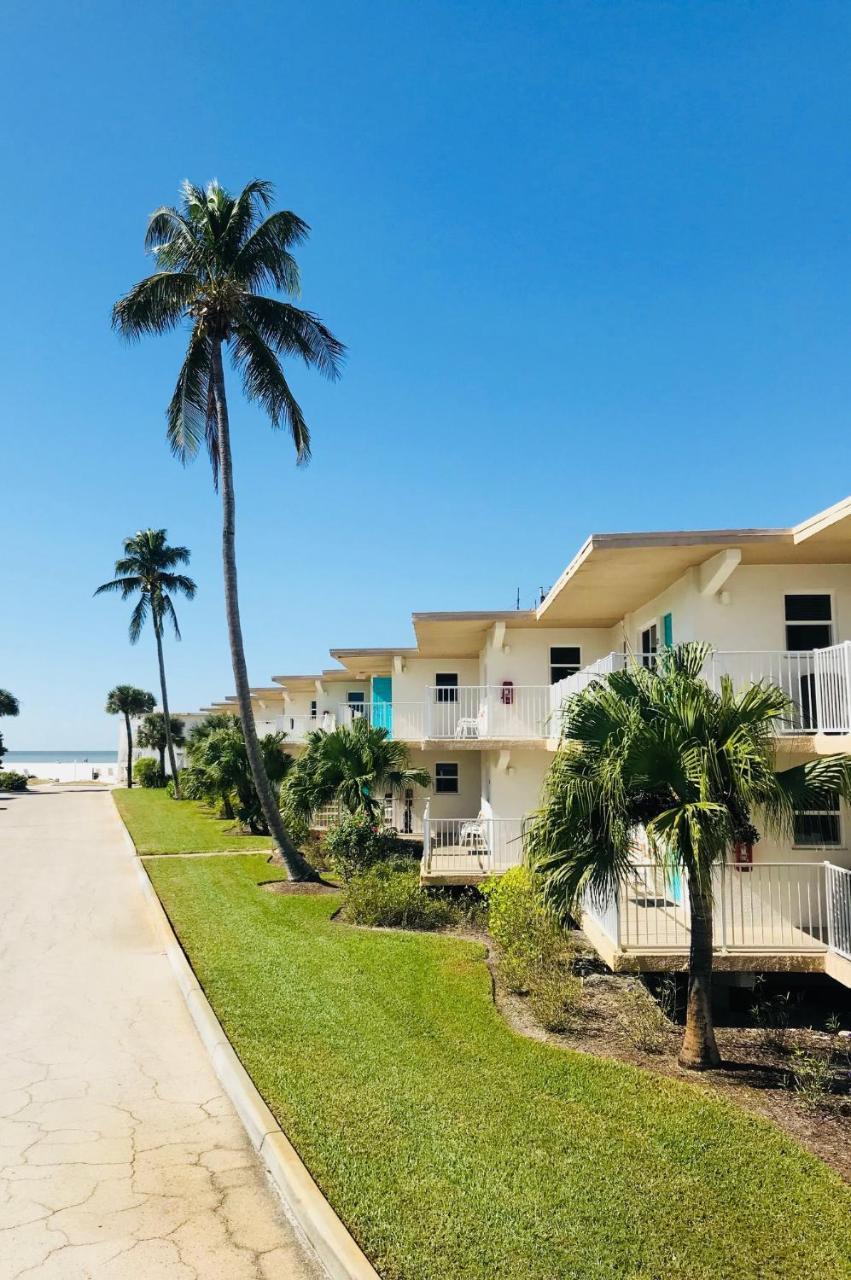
<box><xmin>482</xmin><ymin>750</ymin><xmax>550</xmax><ymax>821</ymax></box>
<box><xmin>619</xmin><ymin>562</ymin><xmax>851</xmax><ymax>654</ymax></box>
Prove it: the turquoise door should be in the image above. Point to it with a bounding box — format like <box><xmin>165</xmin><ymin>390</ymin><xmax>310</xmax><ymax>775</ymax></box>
<box><xmin>663</xmin><ymin>613</ymin><xmax>673</xmax><ymax>648</ymax></box>
<box><xmin>372</xmin><ymin>677</ymin><xmax>393</xmax><ymax>736</ymax></box>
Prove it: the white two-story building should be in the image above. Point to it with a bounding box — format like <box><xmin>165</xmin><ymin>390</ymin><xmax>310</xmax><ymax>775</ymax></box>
<box><xmin>168</xmin><ymin>495</ymin><xmax>851</xmax><ymax>985</ymax></box>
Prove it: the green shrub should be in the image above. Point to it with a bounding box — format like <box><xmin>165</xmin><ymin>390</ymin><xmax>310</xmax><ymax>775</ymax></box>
<box><xmin>0</xmin><ymin>770</ymin><xmax>28</xmax><ymax>792</ymax></box>
<box><xmin>323</xmin><ymin>813</ymin><xmax>412</xmax><ymax>883</ymax></box>
<box><xmin>165</xmin><ymin>769</ymin><xmax>191</xmax><ymax>799</ymax></box>
<box><xmin>134</xmin><ymin>757</ymin><xmax>165</xmax><ymax>789</ymax></box>
<box><xmin>789</xmin><ymin>1044</ymin><xmax>835</xmax><ymax>1109</ymax></box>
<box><xmin>618</xmin><ymin>982</ymin><xmax>676</xmax><ymax>1053</ymax></box>
<box><xmin>482</xmin><ymin>866</ymin><xmax>581</xmax><ymax>1029</ymax></box>
<box><xmin>344</xmin><ymin>866</ymin><xmax>459</xmax><ymax>930</ymax></box>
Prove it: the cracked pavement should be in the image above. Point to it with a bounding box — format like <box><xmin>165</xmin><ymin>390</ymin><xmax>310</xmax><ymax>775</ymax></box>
<box><xmin>0</xmin><ymin>787</ymin><xmax>325</xmax><ymax>1279</ymax></box>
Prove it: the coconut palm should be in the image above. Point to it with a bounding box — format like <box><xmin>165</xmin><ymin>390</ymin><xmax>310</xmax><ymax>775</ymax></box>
<box><xmin>105</xmin><ymin>685</ymin><xmax>156</xmax><ymax>787</ymax></box>
<box><xmin>136</xmin><ymin>712</ymin><xmax>186</xmax><ymax>782</ymax></box>
<box><xmin>283</xmin><ymin>717</ymin><xmax>431</xmax><ymax>824</ymax></box>
<box><xmin>527</xmin><ymin>642</ymin><xmax>851</xmax><ymax>1070</ymax></box>
<box><xmin>95</xmin><ymin>530</ymin><xmax>196</xmax><ymax>796</ymax></box>
<box><xmin>112</xmin><ymin>179</ymin><xmax>344</xmax><ymax>881</ymax></box>
<box><xmin>185</xmin><ymin>717</ymin><xmax>293</xmax><ymax>833</ymax></box>
<box><xmin>0</xmin><ymin>689</ymin><xmax>19</xmax><ymax>765</ymax></box>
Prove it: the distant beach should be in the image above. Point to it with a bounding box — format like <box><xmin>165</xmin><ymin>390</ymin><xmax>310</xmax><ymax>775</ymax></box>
<box><xmin>5</xmin><ymin>751</ymin><xmax>118</xmax><ymax>764</ymax></box>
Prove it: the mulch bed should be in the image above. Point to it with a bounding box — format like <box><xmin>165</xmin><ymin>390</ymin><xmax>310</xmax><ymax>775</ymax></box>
<box><xmin>486</xmin><ymin>937</ymin><xmax>851</xmax><ymax>1181</ymax></box>
<box><xmin>261</xmin><ymin>879</ymin><xmax>340</xmax><ymax>895</ymax></box>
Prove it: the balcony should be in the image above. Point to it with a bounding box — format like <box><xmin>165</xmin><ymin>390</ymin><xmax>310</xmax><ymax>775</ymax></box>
<box><xmin>582</xmin><ymin>861</ymin><xmax>851</xmax><ymax>984</ymax></box>
<box><xmin>311</xmin><ymin>797</ymin><xmax>424</xmax><ymax>836</ymax></box>
<box><xmin>337</xmin><ymin>690</ymin><xmax>552</xmax><ymax>743</ymax></box>
<box><xmin>421</xmin><ymin>815</ymin><xmax>524</xmax><ymax>881</ymax></box>
<box><xmin>551</xmin><ymin>643</ymin><xmax>851</xmax><ymax>737</ymax></box>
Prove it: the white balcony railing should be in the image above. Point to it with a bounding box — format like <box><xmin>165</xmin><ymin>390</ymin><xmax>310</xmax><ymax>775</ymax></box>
<box><xmin>707</xmin><ymin>651</ymin><xmax>818</xmax><ymax>733</ymax></box>
<box><xmin>423</xmin><ymin>686</ymin><xmax>551</xmax><ymax>740</ymax></box>
<box><xmin>422</xmin><ymin>816</ymin><xmax>524</xmax><ymax>875</ymax></box>
<box><xmin>310</xmin><ymin>796</ymin><xmax>424</xmax><ymax>835</ymax></box>
<box><xmin>584</xmin><ymin>861</ymin><xmax>851</xmax><ymax>957</ymax></box>
<box><xmin>337</xmin><ymin>702</ymin><xmax>426</xmax><ymax>740</ymax></box>
<box><xmin>281</xmin><ymin>712</ymin><xmax>336</xmax><ymax>742</ymax></box>
<box><xmin>552</xmin><ymin>643</ymin><xmax>851</xmax><ymax>736</ymax></box>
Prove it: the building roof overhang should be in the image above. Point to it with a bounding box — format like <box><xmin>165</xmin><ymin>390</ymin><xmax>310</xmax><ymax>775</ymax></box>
<box><xmin>536</xmin><ymin>496</ymin><xmax>851</xmax><ymax>627</ymax></box>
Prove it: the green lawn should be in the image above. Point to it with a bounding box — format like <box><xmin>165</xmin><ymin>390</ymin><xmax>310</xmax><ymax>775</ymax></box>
<box><xmin>146</xmin><ymin>853</ymin><xmax>851</xmax><ymax>1280</ymax></box>
<box><xmin>114</xmin><ymin>788</ymin><xmax>272</xmax><ymax>854</ymax></box>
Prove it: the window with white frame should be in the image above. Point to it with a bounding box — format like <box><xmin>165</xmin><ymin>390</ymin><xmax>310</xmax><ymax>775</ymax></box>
<box><xmin>434</xmin><ymin>762</ymin><xmax>459</xmax><ymax>793</ymax></box>
<box><xmin>640</xmin><ymin>623</ymin><xmax>658</xmax><ymax>669</ymax></box>
<box><xmin>310</xmin><ymin>699</ymin><xmax>318</xmax><ymax>719</ymax></box>
<box><xmin>550</xmin><ymin>646</ymin><xmax>581</xmax><ymax>684</ymax></box>
<box><xmin>784</xmin><ymin>594</ymin><xmax>833</xmax><ymax>651</ymax></box>
<box><xmin>435</xmin><ymin>673</ymin><xmax>459</xmax><ymax>703</ymax></box>
<box><xmin>793</xmin><ymin>795</ymin><xmax>841</xmax><ymax>846</ymax></box>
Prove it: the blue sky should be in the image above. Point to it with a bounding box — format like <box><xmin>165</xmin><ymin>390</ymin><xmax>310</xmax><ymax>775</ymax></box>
<box><xmin>3</xmin><ymin>1</ymin><xmax>851</xmax><ymax>749</ymax></box>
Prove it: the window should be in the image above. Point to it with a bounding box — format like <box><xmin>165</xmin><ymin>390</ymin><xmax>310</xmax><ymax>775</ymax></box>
<box><xmin>785</xmin><ymin>595</ymin><xmax>832</xmax><ymax>651</ymax></box>
<box><xmin>435</xmin><ymin>673</ymin><xmax>459</xmax><ymax>703</ymax></box>
<box><xmin>640</xmin><ymin>624</ymin><xmax>658</xmax><ymax>669</ymax></box>
<box><xmin>793</xmin><ymin>795</ymin><xmax>841</xmax><ymax>847</ymax></box>
<box><xmin>347</xmin><ymin>691</ymin><xmax>365</xmax><ymax>719</ymax></box>
<box><xmin>310</xmin><ymin>699</ymin><xmax>317</xmax><ymax>719</ymax></box>
<box><xmin>434</xmin><ymin>762</ymin><xmax>459</xmax><ymax>793</ymax></box>
<box><xmin>550</xmin><ymin>646</ymin><xmax>581</xmax><ymax>684</ymax></box>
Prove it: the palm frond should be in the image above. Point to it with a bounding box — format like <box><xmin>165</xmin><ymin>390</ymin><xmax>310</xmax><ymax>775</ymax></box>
<box><xmin>240</xmin><ymin>296</ymin><xmax>345</xmax><ymax>380</ymax></box>
<box><xmin>112</xmin><ymin>272</ymin><xmax>197</xmax><ymax>339</ymax></box>
<box><xmin>128</xmin><ymin>595</ymin><xmax>149</xmax><ymax>644</ymax></box>
<box><xmin>230</xmin><ymin>323</ymin><xmax>311</xmax><ymax>462</ymax></box>
<box><xmin>167</xmin><ymin>325</ymin><xmax>216</xmax><ymax>474</ymax></box>
<box><xmin>231</xmin><ymin>210</ymin><xmax>309</xmax><ymax>293</ymax></box>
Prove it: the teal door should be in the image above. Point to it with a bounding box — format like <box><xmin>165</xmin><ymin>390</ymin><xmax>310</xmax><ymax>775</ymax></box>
<box><xmin>663</xmin><ymin>613</ymin><xmax>673</xmax><ymax>648</ymax></box>
<box><xmin>372</xmin><ymin>677</ymin><xmax>393</xmax><ymax>736</ymax></box>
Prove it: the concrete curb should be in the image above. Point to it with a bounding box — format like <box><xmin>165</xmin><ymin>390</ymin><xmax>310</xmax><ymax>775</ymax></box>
<box><xmin>112</xmin><ymin>802</ymin><xmax>381</xmax><ymax>1280</ymax></box>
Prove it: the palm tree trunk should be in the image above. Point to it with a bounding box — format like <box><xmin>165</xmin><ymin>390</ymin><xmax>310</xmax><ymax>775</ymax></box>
<box><xmin>210</xmin><ymin>339</ymin><xmax>318</xmax><ymax>881</ymax></box>
<box><xmin>679</xmin><ymin>877</ymin><xmax>721</xmax><ymax>1070</ymax></box>
<box><xmin>154</xmin><ymin>624</ymin><xmax>181</xmax><ymax>796</ymax></box>
<box><xmin>124</xmin><ymin>712</ymin><xmax>134</xmax><ymax>788</ymax></box>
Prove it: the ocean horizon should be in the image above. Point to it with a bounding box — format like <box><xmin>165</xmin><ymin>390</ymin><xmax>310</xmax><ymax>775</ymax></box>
<box><xmin>5</xmin><ymin>750</ymin><xmax>118</xmax><ymax>763</ymax></box>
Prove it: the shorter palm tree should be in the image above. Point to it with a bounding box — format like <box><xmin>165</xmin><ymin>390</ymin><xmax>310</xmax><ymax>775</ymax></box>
<box><xmin>283</xmin><ymin>718</ymin><xmax>430</xmax><ymax>825</ymax></box>
<box><xmin>527</xmin><ymin>643</ymin><xmax>851</xmax><ymax>1069</ymax></box>
<box><xmin>0</xmin><ymin>689</ymin><xmax>19</xmax><ymax>765</ymax></box>
<box><xmin>105</xmin><ymin>685</ymin><xmax>156</xmax><ymax>787</ymax></box>
<box><xmin>95</xmin><ymin>530</ymin><xmax>196</xmax><ymax>796</ymax></box>
<box><xmin>185</xmin><ymin>716</ymin><xmax>293</xmax><ymax>833</ymax></box>
<box><xmin>136</xmin><ymin>712</ymin><xmax>186</xmax><ymax>781</ymax></box>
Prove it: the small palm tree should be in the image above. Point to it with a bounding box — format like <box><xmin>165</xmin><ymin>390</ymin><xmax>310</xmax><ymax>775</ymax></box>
<box><xmin>95</xmin><ymin>529</ymin><xmax>196</xmax><ymax>796</ymax></box>
<box><xmin>185</xmin><ymin>716</ymin><xmax>293</xmax><ymax>833</ymax></box>
<box><xmin>0</xmin><ymin>689</ymin><xmax>19</xmax><ymax>765</ymax></box>
<box><xmin>284</xmin><ymin>718</ymin><xmax>431</xmax><ymax>824</ymax></box>
<box><xmin>527</xmin><ymin>642</ymin><xmax>851</xmax><ymax>1069</ymax></box>
<box><xmin>105</xmin><ymin>685</ymin><xmax>156</xmax><ymax>787</ymax></box>
<box><xmin>136</xmin><ymin>711</ymin><xmax>186</xmax><ymax>781</ymax></box>
<box><xmin>112</xmin><ymin>179</ymin><xmax>344</xmax><ymax>881</ymax></box>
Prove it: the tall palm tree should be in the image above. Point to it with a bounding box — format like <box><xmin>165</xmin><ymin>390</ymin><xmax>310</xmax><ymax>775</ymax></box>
<box><xmin>527</xmin><ymin>643</ymin><xmax>851</xmax><ymax>1070</ymax></box>
<box><xmin>105</xmin><ymin>685</ymin><xmax>156</xmax><ymax>788</ymax></box>
<box><xmin>112</xmin><ymin>179</ymin><xmax>344</xmax><ymax>881</ymax></box>
<box><xmin>95</xmin><ymin>530</ymin><xmax>196</xmax><ymax>796</ymax></box>
<box><xmin>136</xmin><ymin>711</ymin><xmax>186</xmax><ymax>780</ymax></box>
<box><xmin>283</xmin><ymin>718</ymin><xmax>431</xmax><ymax>824</ymax></box>
<box><xmin>0</xmin><ymin>689</ymin><xmax>19</xmax><ymax>765</ymax></box>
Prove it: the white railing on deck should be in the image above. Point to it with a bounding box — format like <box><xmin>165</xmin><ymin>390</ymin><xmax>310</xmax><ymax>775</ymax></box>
<box><xmin>422</xmin><ymin>816</ymin><xmax>524</xmax><ymax>874</ymax></box>
<box><xmin>814</xmin><ymin>642</ymin><xmax>851</xmax><ymax>733</ymax></box>
<box><xmin>310</xmin><ymin>796</ymin><xmax>424</xmax><ymax>835</ymax></box>
<box><xmin>424</xmin><ymin>686</ymin><xmax>550</xmax><ymax>740</ymax></box>
<box><xmin>584</xmin><ymin>861</ymin><xmax>851</xmax><ymax>955</ymax></box>
<box><xmin>708</xmin><ymin>652</ymin><xmax>817</xmax><ymax>733</ymax></box>
<box><xmin>336</xmin><ymin>702</ymin><xmax>425</xmax><ymax>740</ymax></box>
<box><xmin>826</xmin><ymin>864</ymin><xmax>851</xmax><ymax>960</ymax></box>
<box><xmin>553</xmin><ymin>645</ymin><xmax>851</xmax><ymax>736</ymax></box>
<box><xmin>282</xmin><ymin>712</ymin><xmax>336</xmax><ymax>742</ymax></box>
